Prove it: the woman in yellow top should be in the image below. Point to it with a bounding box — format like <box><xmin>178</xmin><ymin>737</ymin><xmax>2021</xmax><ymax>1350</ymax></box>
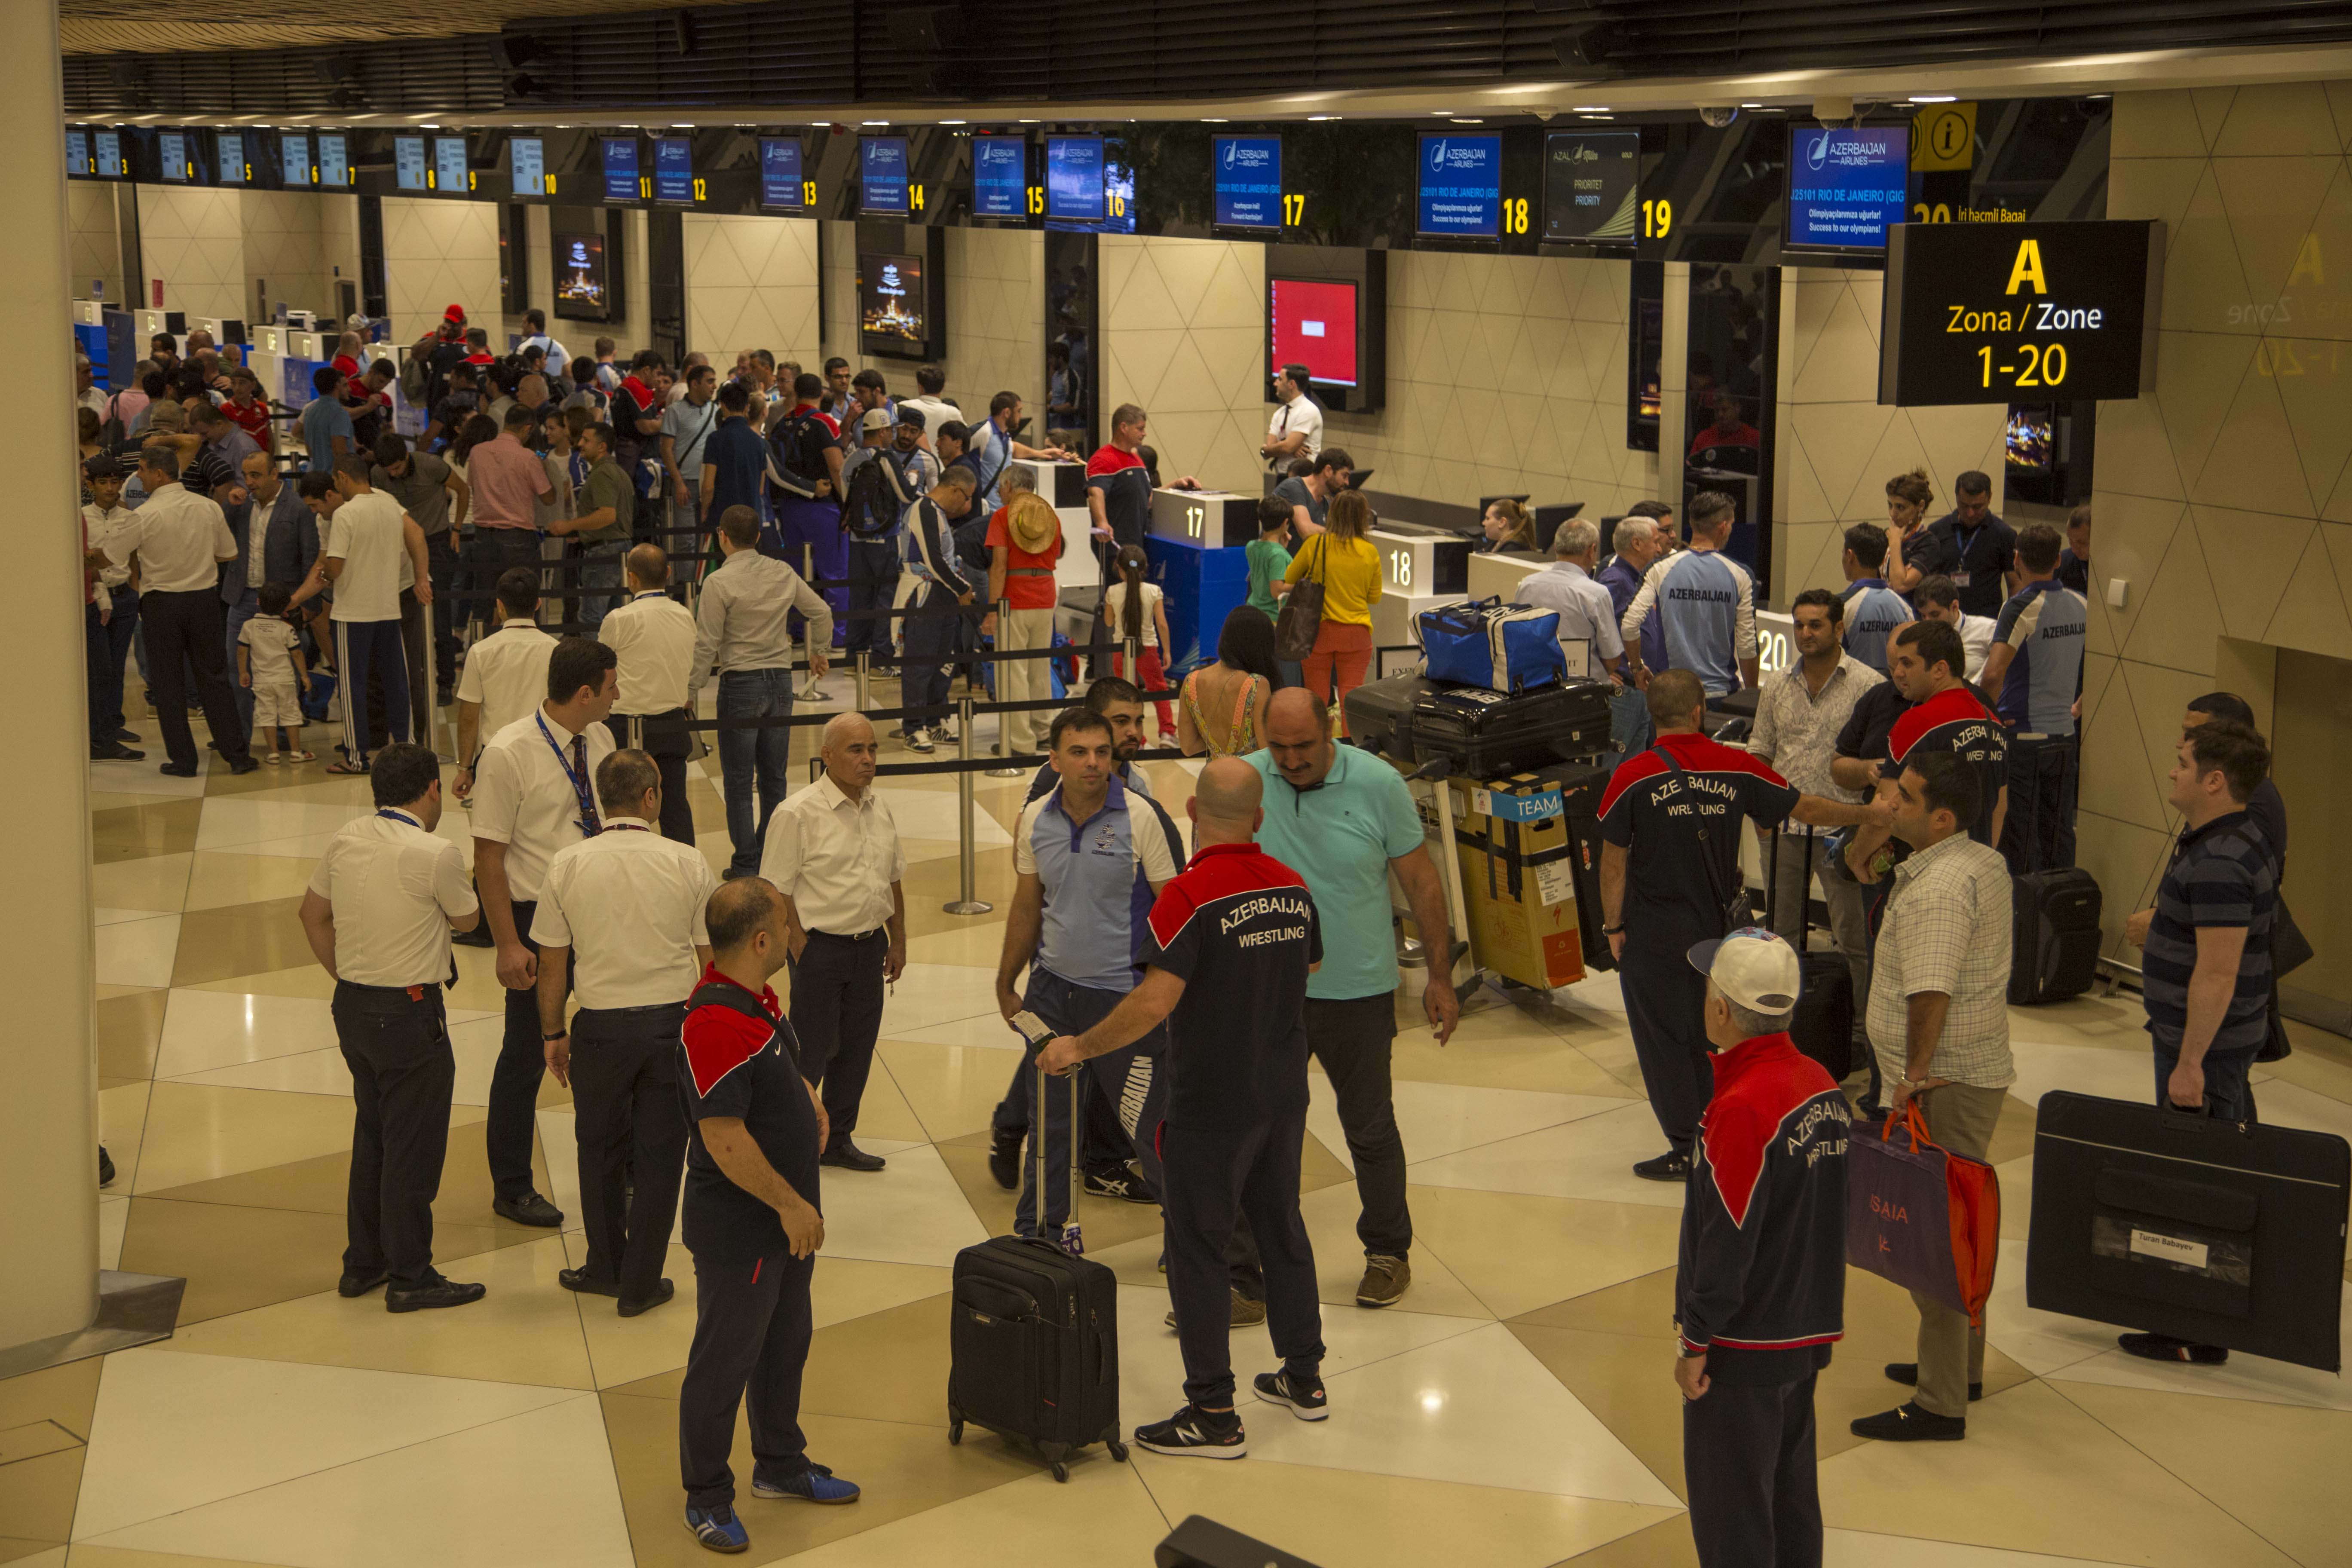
<box><xmin>1284</xmin><ymin>488</ymin><xmax>1382</xmax><ymax>732</ymax></box>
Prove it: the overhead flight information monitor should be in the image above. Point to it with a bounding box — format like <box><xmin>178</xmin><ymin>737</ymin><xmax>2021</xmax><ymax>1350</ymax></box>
<box><xmin>601</xmin><ymin>138</ymin><xmax>639</xmax><ymax>202</ymax></box>
<box><xmin>160</xmin><ymin>132</ymin><xmax>188</xmax><ymax>183</ymax></box>
<box><xmin>95</xmin><ymin>131</ymin><xmax>123</xmax><ymax>178</ymax></box>
<box><xmin>217</xmin><ymin>132</ymin><xmax>246</xmax><ymax>184</ymax></box>
<box><xmin>860</xmin><ymin>135</ymin><xmax>910</xmax><ymax>216</ymax></box>
<box><xmin>67</xmin><ymin>131</ymin><xmax>89</xmax><ymax>178</ymax></box>
<box><xmin>1880</xmin><ymin>220</ymin><xmax>2161</xmax><ymax>405</ymax></box>
<box><xmin>972</xmin><ymin>135</ymin><xmax>1026</xmax><ymax>218</ymax></box>
<box><xmin>281</xmin><ymin>132</ymin><xmax>311</xmax><ymax>187</ymax></box>
<box><xmin>653</xmin><ymin>137</ymin><xmax>694</xmax><ymax>204</ymax></box>
<box><xmin>1213</xmin><ymin>135</ymin><xmax>1282</xmax><ymax>230</ymax></box>
<box><xmin>433</xmin><ymin>136</ymin><xmax>469</xmax><ymax>195</ymax></box>
<box><xmin>1787</xmin><ymin>126</ymin><xmax>1910</xmax><ymax>251</ymax></box>
<box><xmin>1543</xmin><ymin>131</ymin><xmax>1639</xmax><ymax>243</ymax></box>
<box><xmin>316</xmin><ymin>133</ymin><xmax>348</xmax><ymax>187</ymax></box>
<box><xmin>511</xmin><ymin>135</ymin><xmax>546</xmax><ymax>196</ymax></box>
<box><xmin>1417</xmin><ymin>132</ymin><xmax>1501</xmax><ymax>239</ymax></box>
<box><xmin>760</xmin><ymin>138</ymin><xmax>805</xmax><ymax>210</ymax></box>
<box><xmin>1046</xmin><ymin>135</ymin><xmax>1106</xmax><ymax>223</ymax></box>
<box><xmin>395</xmin><ymin>136</ymin><xmax>427</xmax><ymax>191</ymax></box>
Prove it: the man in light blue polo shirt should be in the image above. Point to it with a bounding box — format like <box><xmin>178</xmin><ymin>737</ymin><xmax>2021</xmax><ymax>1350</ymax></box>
<box><xmin>1620</xmin><ymin>490</ymin><xmax>1758</xmax><ymax>698</ymax></box>
<box><xmin>1244</xmin><ymin>688</ymin><xmax>1459</xmax><ymax>1309</ymax></box>
<box><xmin>992</xmin><ymin>705</ymin><xmax>1185</xmax><ymax>1242</ymax></box>
<box><xmin>1838</xmin><ymin>524</ymin><xmax>1911</xmax><ymax>676</ymax></box>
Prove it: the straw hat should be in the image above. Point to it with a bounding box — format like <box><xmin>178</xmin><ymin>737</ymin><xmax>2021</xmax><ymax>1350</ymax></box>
<box><xmin>1007</xmin><ymin>492</ymin><xmax>1060</xmax><ymax>554</ymax></box>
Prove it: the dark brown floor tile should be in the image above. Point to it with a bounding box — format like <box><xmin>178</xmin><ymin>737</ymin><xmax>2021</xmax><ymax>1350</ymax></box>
<box><xmin>96</xmin><ymin>987</ymin><xmax>171</xmax><ymax>1081</ymax></box>
<box><xmin>0</xmin><ymin>1357</ymin><xmax>103</xmax><ymax>1441</ymax></box>
<box><xmin>599</xmin><ymin>1391</ymin><xmax>1034</xmax><ymax>1568</ymax></box>
<box><xmin>1985</xmin><ymin>1092</ymin><xmax>2040</xmax><ymax>1167</ymax></box>
<box><xmin>169</xmin><ymin>896</ymin><xmax>313</xmax><ymax>987</ymax></box>
<box><xmin>0</xmin><ymin>1534</ymin><xmax>72</xmax><ymax>1564</ymax></box>
<box><xmin>118</xmin><ymin>1194</ymin><xmax>506</xmax><ymax>1324</ymax></box>
<box><xmin>933</xmin><ymin>1138</ymin><xmax>1168</xmax><ymax>1254</ymax></box>
<box><xmin>0</xmin><ymin>1446</ymin><xmax>84</xmax><ymax>1550</ymax></box>
<box><xmin>1556</xmin><ymin>1513</ymin><xmax>1699</xmax><ymax>1566</ymax></box>
<box><xmin>91</xmin><ymin>799</ymin><xmax>203</xmax><ymax>864</ymax></box>
<box><xmin>1509</xmin><ymin>1322</ymin><xmax>1689</xmax><ymax>1503</ymax></box>
<box><xmin>0</xmin><ymin>1361</ymin><xmax>101</xmax><ymax>1546</ymax></box>
<box><xmin>143</xmin><ymin>1121</ymin><xmax>558</xmax><ymax>1243</ymax></box>
<box><xmin>1511</xmin><ymin>1265</ymin><xmax>1678</xmax><ymax>1338</ymax></box>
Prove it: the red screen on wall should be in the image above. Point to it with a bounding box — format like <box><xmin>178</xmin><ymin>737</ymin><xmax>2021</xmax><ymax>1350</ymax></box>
<box><xmin>1269</xmin><ymin>278</ymin><xmax>1359</xmax><ymax>389</ymax></box>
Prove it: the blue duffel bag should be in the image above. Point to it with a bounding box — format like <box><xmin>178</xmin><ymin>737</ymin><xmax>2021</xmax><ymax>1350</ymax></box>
<box><xmin>1416</xmin><ymin>597</ymin><xmax>1568</xmax><ymax>693</ymax></box>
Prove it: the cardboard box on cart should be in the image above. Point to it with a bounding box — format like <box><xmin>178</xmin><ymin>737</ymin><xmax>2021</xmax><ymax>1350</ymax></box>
<box><xmin>1447</xmin><ymin>772</ymin><xmax>1586</xmax><ymax>991</ymax></box>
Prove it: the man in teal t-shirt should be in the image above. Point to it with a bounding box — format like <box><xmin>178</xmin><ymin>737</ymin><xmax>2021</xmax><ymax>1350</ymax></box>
<box><xmin>1243</xmin><ymin>689</ymin><xmax>1459</xmax><ymax>1310</ymax></box>
<box><xmin>1246</xmin><ymin>496</ymin><xmax>1293</xmax><ymax>621</ymax></box>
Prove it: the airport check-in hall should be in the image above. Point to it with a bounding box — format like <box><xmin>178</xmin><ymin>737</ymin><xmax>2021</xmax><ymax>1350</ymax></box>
<box><xmin>10</xmin><ymin>1</ymin><xmax>2352</xmax><ymax>1565</ymax></box>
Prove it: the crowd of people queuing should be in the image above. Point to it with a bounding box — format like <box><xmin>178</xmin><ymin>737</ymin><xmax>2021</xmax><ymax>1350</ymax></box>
<box><xmin>74</xmin><ymin>312</ymin><xmax>2290</xmax><ymax>1568</ymax></box>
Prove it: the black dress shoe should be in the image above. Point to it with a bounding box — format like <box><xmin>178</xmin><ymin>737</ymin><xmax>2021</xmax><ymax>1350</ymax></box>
<box><xmin>386</xmin><ymin>1278</ymin><xmax>487</xmax><ymax>1313</ymax></box>
<box><xmin>159</xmin><ymin>762</ymin><xmax>199</xmax><ymax>778</ymax></box>
<box><xmin>1884</xmin><ymin>1362</ymin><xmax>1981</xmax><ymax>1400</ymax></box>
<box><xmin>112</xmin><ymin>728</ymin><xmax>141</xmax><ymax>742</ymax></box>
<box><xmin>99</xmin><ymin>1145</ymin><xmax>116</xmax><ymax>1187</ymax></box>
<box><xmin>619</xmin><ymin>1279</ymin><xmax>677</xmax><ymax>1318</ymax></box>
<box><xmin>338</xmin><ymin>1269</ymin><xmax>390</xmax><ymax>1298</ymax></box>
<box><xmin>560</xmin><ymin>1268</ymin><xmax>621</xmax><ymax>1297</ymax></box>
<box><xmin>493</xmin><ymin>1191</ymin><xmax>564</xmax><ymax>1227</ymax></box>
<box><xmin>227</xmin><ymin>756</ymin><xmax>260</xmax><ymax>775</ymax></box>
<box><xmin>821</xmin><ymin>1142</ymin><xmax>887</xmax><ymax>1172</ymax></box>
<box><xmin>91</xmin><ymin>741</ymin><xmax>145</xmax><ymax>761</ymax></box>
<box><xmin>1850</xmin><ymin>1401</ymin><xmax>1966</xmax><ymax>1441</ymax></box>
<box><xmin>1632</xmin><ymin>1150</ymin><xmax>1691</xmax><ymax>1182</ymax></box>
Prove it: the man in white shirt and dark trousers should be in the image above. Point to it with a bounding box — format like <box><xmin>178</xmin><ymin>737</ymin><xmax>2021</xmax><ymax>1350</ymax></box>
<box><xmin>453</xmin><ymin>569</ymin><xmax>558</xmax><ymax>800</ymax></box>
<box><xmin>761</xmin><ymin>713</ymin><xmax>907</xmax><ymax>1173</ymax></box>
<box><xmin>692</xmin><ymin>505</ymin><xmax>834</xmax><ymax>879</ymax></box>
<box><xmin>470</xmin><ymin>637</ymin><xmax>620</xmax><ymax>1228</ymax></box>
<box><xmin>93</xmin><ymin>446</ymin><xmax>260</xmax><ymax>777</ymax></box>
<box><xmin>599</xmin><ymin>544</ymin><xmax>699</xmax><ymax>845</ymax></box>
<box><xmin>1512</xmin><ymin>517</ymin><xmax>1625</xmax><ymax>680</ymax></box>
<box><xmin>534</xmin><ymin>749</ymin><xmax>717</xmax><ymax>1316</ymax></box>
<box><xmin>323</xmin><ymin>456</ymin><xmax>432</xmax><ymax>774</ymax></box>
<box><xmin>1261</xmin><ymin>363</ymin><xmax>1323</xmax><ymax>477</ymax></box>
<box><xmin>296</xmin><ymin>743</ymin><xmax>486</xmax><ymax>1312</ymax></box>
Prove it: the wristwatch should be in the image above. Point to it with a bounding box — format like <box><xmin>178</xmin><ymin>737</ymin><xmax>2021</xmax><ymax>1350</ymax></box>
<box><xmin>542</xmin><ymin>1030</ymin><xmax>567</xmax><ymax>1042</ymax></box>
<box><xmin>1604</xmin><ymin>925</ymin><xmax>1625</xmax><ymax>935</ymax></box>
<box><xmin>1678</xmin><ymin>1345</ymin><xmax>1705</xmax><ymax>1359</ymax></box>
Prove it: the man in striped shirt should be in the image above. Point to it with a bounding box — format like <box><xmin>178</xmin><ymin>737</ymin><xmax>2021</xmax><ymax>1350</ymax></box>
<box><xmin>2116</xmin><ymin>720</ymin><xmax>2277</xmax><ymax>1368</ymax></box>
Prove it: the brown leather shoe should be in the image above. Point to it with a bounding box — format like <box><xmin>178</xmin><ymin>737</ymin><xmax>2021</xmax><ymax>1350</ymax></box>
<box><xmin>1356</xmin><ymin>1253</ymin><xmax>1411</xmax><ymax>1308</ymax></box>
<box><xmin>1165</xmin><ymin>1288</ymin><xmax>1268</xmax><ymax>1329</ymax></box>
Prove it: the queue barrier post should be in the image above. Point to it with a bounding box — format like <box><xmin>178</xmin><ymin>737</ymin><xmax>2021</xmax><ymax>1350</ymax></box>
<box><xmin>985</xmin><ymin>595</ymin><xmax>1024</xmax><ymax>778</ymax></box>
<box><xmin>943</xmin><ymin>692</ymin><xmax>994</xmax><ymax>917</ymax></box>
<box><xmin>797</xmin><ymin>543</ymin><xmax>828</xmax><ymax>701</ymax></box>
<box><xmin>625</xmin><ymin>714</ymin><xmax>644</xmax><ymax>750</ymax></box>
<box><xmin>854</xmin><ymin>649</ymin><xmax>871</xmax><ymax>715</ymax></box>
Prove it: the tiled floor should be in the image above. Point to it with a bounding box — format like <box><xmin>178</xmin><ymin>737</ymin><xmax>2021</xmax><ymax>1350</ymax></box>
<box><xmin>12</xmin><ymin>680</ymin><xmax>2350</xmax><ymax>1568</ymax></box>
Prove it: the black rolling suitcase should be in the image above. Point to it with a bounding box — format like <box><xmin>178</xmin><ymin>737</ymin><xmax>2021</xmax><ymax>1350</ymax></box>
<box><xmin>2009</xmin><ymin>867</ymin><xmax>2101</xmax><ymax>1004</ymax></box>
<box><xmin>1762</xmin><ymin>824</ymin><xmax>1852</xmax><ymax>1081</ymax></box>
<box><xmin>2028</xmin><ymin>1090</ymin><xmax>2350</xmax><ymax>1371</ymax></box>
<box><xmin>1555</xmin><ymin>760</ymin><xmax>1617</xmax><ymax>972</ymax></box>
<box><xmin>1344</xmin><ymin>675</ymin><xmax>1612</xmax><ymax>776</ymax></box>
<box><xmin>946</xmin><ymin>1032</ymin><xmax>1127</xmax><ymax>1481</ymax></box>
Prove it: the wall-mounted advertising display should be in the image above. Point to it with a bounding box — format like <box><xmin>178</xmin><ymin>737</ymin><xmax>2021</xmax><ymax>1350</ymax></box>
<box><xmin>1542</xmin><ymin>131</ymin><xmax>1638</xmax><ymax>244</ymax></box>
<box><xmin>1417</xmin><ymin>133</ymin><xmax>1501</xmax><ymax>239</ymax></box>
<box><xmin>1880</xmin><ymin>220</ymin><xmax>2160</xmax><ymax>405</ymax></box>
<box><xmin>1213</xmin><ymin>135</ymin><xmax>1282</xmax><ymax>230</ymax></box>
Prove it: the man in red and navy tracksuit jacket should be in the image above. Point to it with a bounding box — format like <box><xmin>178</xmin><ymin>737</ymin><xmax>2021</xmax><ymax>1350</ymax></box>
<box><xmin>1674</xmin><ymin>928</ymin><xmax>1850</xmax><ymax>1568</ymax></box>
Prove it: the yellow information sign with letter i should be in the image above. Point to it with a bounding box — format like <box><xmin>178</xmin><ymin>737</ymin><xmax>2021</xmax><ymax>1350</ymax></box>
<box><xmin>1912</xmin><ymin>103</ymin><xmax>1976</xmax><ymax>172</ymax></box>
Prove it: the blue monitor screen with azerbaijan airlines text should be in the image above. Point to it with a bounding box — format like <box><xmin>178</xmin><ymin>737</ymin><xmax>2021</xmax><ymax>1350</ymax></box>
<box><xmin>1417</xmin><ymin>133</ymin><xmax>1501</xmax><ymax>239</ymax></box>
<box><xmin>972</xmin><ymin>135</ymin><xmax>1025</xmax><ymax>218</ymax></box>
<box><xmin>1786</xmin><ymin>126</ymin><xmax>1910</xmax><ymax>251</ymax></box>
<box><xmin>760</xmin><ymin>139</ymin><xmax>803</xmax><ymax>209</ymax></box>
<box><xmin>1214</xmin><ymin>135</ymin><xmax>1282</xmax><ymax>229</ymax></box>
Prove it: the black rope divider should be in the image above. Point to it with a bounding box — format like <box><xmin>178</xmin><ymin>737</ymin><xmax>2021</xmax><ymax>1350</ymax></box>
<box><xmin>669</xmin><ymin>685</ymin><xmax>1180</xmax><ymax>736</ymax></box>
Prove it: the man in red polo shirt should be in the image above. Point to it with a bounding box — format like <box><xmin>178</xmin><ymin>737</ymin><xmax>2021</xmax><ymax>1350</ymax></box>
<box><xmin>612</xmin><ymin>349</ymin><xmax>667</xmax><ymax>478</ymax></box>
<box><xmin>1844</xmin><ymin>619</ymin><xmax>2008</xmax><ymax>863</ymax></box>
<box><xmin>1084</xmin><ymin>403</ymin><xmax>1193</xmax><ymax>584</ymax></box>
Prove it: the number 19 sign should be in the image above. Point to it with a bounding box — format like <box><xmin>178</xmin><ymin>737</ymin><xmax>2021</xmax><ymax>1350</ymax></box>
<box><xmin>1879</xmin><ymin>220</ymin><xmax>2162</xmax><ymax>405</ymax></box>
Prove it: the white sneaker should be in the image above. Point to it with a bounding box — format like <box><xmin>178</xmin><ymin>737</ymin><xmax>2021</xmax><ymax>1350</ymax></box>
<box><xmin>906</xmin><ymin>729</ymin><xmax>936</xmax><ymax>754</ymax></box>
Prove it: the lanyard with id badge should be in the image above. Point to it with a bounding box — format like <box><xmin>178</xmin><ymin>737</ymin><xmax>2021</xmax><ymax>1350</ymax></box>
<box><xmin>377</xmin><ymin>808</ymin><xmax>461</xmax><ymax>995</ymax></box>
<box><xmin>536</xmin><ymin>714</ymin><xmax>603</xmax><ymax>839</ymax></box>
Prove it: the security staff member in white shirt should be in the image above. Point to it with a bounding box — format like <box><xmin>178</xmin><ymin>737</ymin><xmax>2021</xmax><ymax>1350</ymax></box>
<box><xmin>1512</xmin><ymin>517</ymin><xmax>1626</xmax><ymax>680</ymax></box>
<box><xmin>760</xmin><ymin>712</ymin><xmax>907</xmax><ymax>1173</ymax></box>
<box><xmin>91</xmin><ymin>445</ymin><xmax>260</xmax><ymax>777</ymax></box>
<box><xmin>534</xmin><ymin>749</ymin><xmax>718</xmax><ymax>1316</ymax></box>
<box><xmin>599</xmin><ymin>543</ymin><xmax>700</xmax><ymax>845</ymax></box>
<box><xmin>470</xmin><ymin>637</ymin><xmax>619</xmax><ymax>1227</ymax></box>
<box><xmin>1261</xmin><ymin>364</ymin><xmax>1323</xmax><ymax>475</ymax></box>
<box><xmin>456</xmin><ymin>568</ymin><xmax>559</xmax><ymax>798</ymax></box>
<box><xmin>295</xmin><ymin>743</ymin><xmax>486</xmax><ymax>1312</ymax></box>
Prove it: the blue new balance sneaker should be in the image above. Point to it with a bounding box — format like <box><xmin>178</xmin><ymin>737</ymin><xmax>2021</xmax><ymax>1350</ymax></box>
<box><xmin>684</xmin><ymin>1504</ymin><xmax>748</xmax><ymax>1553</ymax></box>
<box><xmin>751</xmin><ymin>1461</ymin><xmax>861</xmax><ymax>1504</ymax></box>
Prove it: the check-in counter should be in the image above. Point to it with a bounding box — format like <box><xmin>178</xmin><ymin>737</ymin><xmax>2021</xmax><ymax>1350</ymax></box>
<box><xmin>1464</xmin><ymin>549</ymin><xmax>1547</xmax><ymax>605</ymax></box>
<box><xmin>1367</xmin><ymin>521</ymin><xmax>1473</xmax><ymax>600</ymax></box>
<box><xmin>1369</xmin><ymin>590</ymin><xmax>1467</xmax><ymax>664</ymax></box>
<box><xmin>1148</xmin><ymin>487</ymin><xmax>1259</xmax><ymax>549</ymax></box>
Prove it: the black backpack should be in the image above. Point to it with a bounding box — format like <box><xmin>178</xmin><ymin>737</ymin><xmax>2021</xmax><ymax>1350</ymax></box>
<box><xmin>769</xmin><ymin>409</ymin><xmax>834</xmax><ymax>494</ymax></box>
<box><xmin>841</xmin><ymin>453</ymin><xmax>904</xmax><ymax>540</ymax></box>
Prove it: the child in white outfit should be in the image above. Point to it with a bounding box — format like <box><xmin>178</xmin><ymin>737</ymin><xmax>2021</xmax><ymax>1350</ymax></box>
<box><xmin>238</xmin><ymin>582</ymin><xmax>314</xmax><ymax>763</ymax></box>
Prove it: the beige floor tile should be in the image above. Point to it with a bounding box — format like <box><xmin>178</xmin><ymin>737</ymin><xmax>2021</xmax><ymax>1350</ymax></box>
<box><xmin>179</xmin><ymin>963</ymin><xmax>341</xmax><ymax>1002</ymax></box>
<box><xmin>0</xmin><ymin>1361</ymin><xmax>101</xmax><ymax>1551</ymax></box>
<box><xmin>58</xmin><ymin>1546</ymin><xmax>293</xmax><ymax>1567</ymax></box>
<box><xmin>93</xmin><ymin>991</ymin><xmax>167</xmax><ymax>1082</ymax></box>
<box><xmin>162</xmin><ymin>1236</ymin><xmax>595</xmax><ymax>1389</ymax></box>
<box><xmin>178</xmin><ymin>852</ymin><xmax>332</xmax><ymax>913</ymax></box>
<box><xmin>1136</xmin><ymin>1459</ymin><xmax>1677</xmax><ymax>1568</ymax></box>
<box><xmin>1392</xmin><ymin>1017</ymin><xmax>1641</xmax><ymax>1097</ymax></box>
<box><xmin>91</xmin><ymin>801</ymin><xmax>202</xmax><ymax>865</ymax></box>
<box><xmin>833</xmin><ymin>1060</ymin><xmax>928</xmax><ymax>1144</ymax></box>
<box><xmin>129</xmin><ymin>1082</ymin><xmax>364</xmax><ymax>1194</ymax></box>
<box><xmin>2057</xmin><ymin>1381</ymin><xmax>2352</xmax><ymax>1568</ymax></box>
<box><xmin>116</xmin><ymin>1196</ymin><xmax>505</xmax><ymax>1326</ymax></box>
<box><xmin>88</xmin><ymin>854</ymin><xmax>193</xmax><ymax>915</ymax></box>
<box><xmin>168</xmin><ymin>897</ymin><xmax>315</xmax><ymax>988</ymax></box>
<box><xmin>877</xmin><ymin>1041</ymin><xmax>1020</xmax><ymax>1143</ymax></box>
<box><xmin>901</xmin><ymin>922</ymin><xmax>1010</xmax><ymax>969</ymax></box>
<box><xmin>2257</xmin><ymin>1029</ymin><xmax>2352</xmax><ymax>1106</ymax></box>
<box><xmin>1817</xmin><ymin>1380</ymin><xmax>2300</xmax><ymax>1566</ymax></box>
<box><xmin>1559</xmin><ymin>1515</ymin><xmax>1700</xmax><ymax>1566</ymax></box>
<box><xmin>932</xmin><ymin>1137</ymin><xmax>1166</xmax><ymax>1256</ymax></box>
<box><xmin>95</xmin><ymin>1084</ymin><xmax>151</xmax><ymax>1193</ymax></box>
<box><xmin>599</xmin><ymin>1393</ymin><xmax>1035</xmax><ymax>1568</ymax></box>
<box><xmin>1409</xmin><ymin>1184</ymin><xmax>1683</xmax><ymax>1321</ymax></box>
<box><xmin>772</xmin><ymin>1461</ymin><xmax>1169</xmax><ymax>1567</ymax></box>
<box><xmin>0</xmin><ymin>1543</ymin><xmax>65</xmax><ymax>1566</ymax></box>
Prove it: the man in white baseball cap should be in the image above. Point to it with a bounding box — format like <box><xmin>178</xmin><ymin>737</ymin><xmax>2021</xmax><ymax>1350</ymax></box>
<box><xmin>1673</xmin><ymin>927</ymin><xmax>1851</xmax><ymax>1568</ymax></box>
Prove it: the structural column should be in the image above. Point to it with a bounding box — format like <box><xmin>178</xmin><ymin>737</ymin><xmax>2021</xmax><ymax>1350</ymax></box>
<box><xmin>0</xmin><ymin>0</ymin><xmax>102</xmax><ymax>1355</ymax></box>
